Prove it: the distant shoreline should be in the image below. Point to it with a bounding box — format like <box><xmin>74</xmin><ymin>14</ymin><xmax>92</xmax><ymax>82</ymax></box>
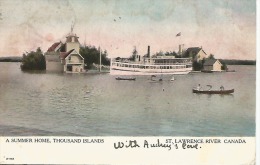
<box><xmin>219</xmin><ymin>59</ymin><xmax>256</xmax><ymax>65</ymax></box>
<box><xmin>0</xmin><ymin>56</ymin><xmax>256</xmax><ymax>65</ymax></box>
<box><xmin>0</xmin><ymin>57</ymin><xmax>22</xmax><ymax>62</ymax></box>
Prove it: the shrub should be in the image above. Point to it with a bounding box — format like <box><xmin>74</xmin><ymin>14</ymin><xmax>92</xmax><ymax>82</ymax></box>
<box><xmin>20</xmin><ymin>48</ymin><xmax>46</xmax><ymax>70</ymax></box>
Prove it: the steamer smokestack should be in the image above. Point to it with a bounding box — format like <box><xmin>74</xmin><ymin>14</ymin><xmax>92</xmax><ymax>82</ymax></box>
<box><xmin>147</xmin><ymin>45</ymin><xmax>150</xmax><ymax>58</ymax></box>
<box><xmin>179</xmin><ymin>44</ymin><xmax>184</xmax><ymax>56</ymax></box>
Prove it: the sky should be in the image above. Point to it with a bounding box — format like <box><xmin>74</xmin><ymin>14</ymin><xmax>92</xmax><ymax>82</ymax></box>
<box><xmin>0</xmin><ymin>0</ymin><xmax>256</xmax><ymax>60</ymax></box>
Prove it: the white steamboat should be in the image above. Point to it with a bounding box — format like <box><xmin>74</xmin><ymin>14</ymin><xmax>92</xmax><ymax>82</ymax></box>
<box><xmin>110</xmin><ymin>46</ymin><xmax>192</xmax><ymax>75</ymax></box>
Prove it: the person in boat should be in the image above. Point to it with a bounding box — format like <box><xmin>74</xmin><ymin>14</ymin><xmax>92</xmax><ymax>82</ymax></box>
<box><xmin>207</xmin><ymin>85</ymin><xmax>212</xmax><ymax>91</ymax></box>
<box><xmin>220</xmin><ymin>85</ymin><xmax>224</xmax><ymax>91</ymax></box>
<box><xmin>197</xmin><ymin>84</ymin><xmax>201</xmax><ymax>91</ymax></box>
<box><xmin>151</xmin><ymin>75</ymin><xmax>156</xmax><ymax>81</ymax></box>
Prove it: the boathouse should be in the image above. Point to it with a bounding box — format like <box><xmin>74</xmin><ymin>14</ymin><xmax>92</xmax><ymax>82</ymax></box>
<box><xmin>203</xmin><ymin>59</ymin><xmax>222</xmax><ymax>71</ymax></box>
<box><xmin>45</xmin><ymin>31</ymin><xmax>84</xmax><ymax>73</ymax></box>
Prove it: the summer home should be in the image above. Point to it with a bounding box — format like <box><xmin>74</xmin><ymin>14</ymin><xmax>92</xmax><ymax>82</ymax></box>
<box><xmin>45</xmin><ymin>32</ymin><xmax>84</xmax><ymax>73</ymax></box>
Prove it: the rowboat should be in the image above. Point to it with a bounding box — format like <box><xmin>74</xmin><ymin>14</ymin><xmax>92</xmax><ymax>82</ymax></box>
<box><xmin>192</xmin><ymin>89</ymin><xmax>234</xmax><ymax>94</ymax></box>
<box><xmin>115</xmin><ymin>77</ymin><xmax>136</xmax><ymax>81</ymax></box>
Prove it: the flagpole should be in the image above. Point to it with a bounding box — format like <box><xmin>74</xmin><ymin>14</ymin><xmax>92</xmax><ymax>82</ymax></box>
<box><xmin>180</xmin><ymin>34</ymin><xmax>182</xmax><ymax>57</ymax></box>
<box><xmin>99</xmin><ymin>46</ymin><xmax>101</xmax><ymax>72</ymax></box>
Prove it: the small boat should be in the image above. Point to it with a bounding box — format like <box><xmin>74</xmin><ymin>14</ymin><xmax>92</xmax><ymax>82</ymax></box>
<box><xmin>170</xmin><ymin>76</ymin><xmax>175</xmax><ymax>81</ymax></box>
<box><xmin>226</xmin><ymin>70</ymin><xmax>236</xmax><ymax>72</ymax></box>
<box><xmin>201</xmin><ymin>70</ymin><xmax>213</xmax><ymax>73</ymax></box>
<box><xmin>192</xmin><ymin>89</ymin><xmax>234</xmax><ymax>94</ymax></box>
<box><xmin>149</xmin><ymin>80</ymin><xmax>163</xmax><ymax>83</ymax></box>
<box><xmin>149</xmin><ymin>75</ymin><xmax>163</xmax><ymax>83</ymax></box>
<box><xmin>115</xmin><ymin>77</ymin><xmax>136</xmax><ymax>81</ymax></box>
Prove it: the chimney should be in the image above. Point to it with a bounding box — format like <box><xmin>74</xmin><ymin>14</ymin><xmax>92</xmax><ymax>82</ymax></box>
<box><xmin>179</xmin><ymin>44</ymin><xmax>183</xmax><ymax>55</ymax></box>
<box><xmin>147</xmin><ymin>45</ymin><xmax>150</xmax><ymax>58</ymax></box>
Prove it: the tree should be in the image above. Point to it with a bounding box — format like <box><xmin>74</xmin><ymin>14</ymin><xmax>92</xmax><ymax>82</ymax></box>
<box><xmin>79</xmin><ymin>45</ymin><xmax>110</xmax><ymax>69</ymax></box>
<box><xmin>221</xmin><ymin>63</ymin><xmax>227</xmax><ymax>70</ymax></box>
<box><xmin>20</xmin><ymin>47</ymin><xmax>46</xmax><ymax>70</ymax></box>
<box><xmin>165</xmin><ymin>51</ymin><xmax>177</xmax><ymax>56</ymax></box>
<box><xmin>192</xmin><ymin>61</ymin><xmax>202</xmax><ymax>71</ymax></box>
<box><xmin>154</xmin><ymin>51</ymin><xmax>164</xmax><ymax>57</ymax></box>
<box><xmin>129</xmin><ymin>46</ymin><xmax>138</xmax><ymax>61</ymax></box>
<box><xmin>208</xmin><ymin>54</ymin><xmax>215</xmax><ymax>59</ymax></box>
<box><xmin>192</xmin><ymin>58</ymin><xmax>205</xmax><ymax>71</ymax></box>
<box><xmin>101</xmin><ymin>50</ymin><xmax>110</xmax><ymax>65</ymax></box>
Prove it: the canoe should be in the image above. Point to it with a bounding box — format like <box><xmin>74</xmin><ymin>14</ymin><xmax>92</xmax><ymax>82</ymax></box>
<box><xmin>192</xmin><ymin>89</ymin><xmax>234</xmax><ymax>94</ymax></box>
<box><xmin>115</xmin><ymin>77</ymin><xmax>136</xmax><ymax>81</ymax></box>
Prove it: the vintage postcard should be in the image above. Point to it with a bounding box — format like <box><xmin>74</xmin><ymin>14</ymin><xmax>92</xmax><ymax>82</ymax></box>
<box><xmin>0</xmin><ymin>0</ymin><xmax>257</xmax><ymax>164</ymax></box>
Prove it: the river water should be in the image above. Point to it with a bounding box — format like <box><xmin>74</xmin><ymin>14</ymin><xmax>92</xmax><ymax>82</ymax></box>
<box><xmin>0</xmin><ymin>63</ymin><xmax>255</xmax><ymax>136</ymax></box>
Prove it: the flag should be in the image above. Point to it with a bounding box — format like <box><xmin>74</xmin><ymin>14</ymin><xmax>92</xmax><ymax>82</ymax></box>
<box><xmin>176</xmin><ymin>32</ymin><xmax>181</xmax><ymax>37</ymax></box>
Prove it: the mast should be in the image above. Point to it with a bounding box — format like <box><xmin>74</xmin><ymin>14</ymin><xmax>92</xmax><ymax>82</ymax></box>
<box><xmin>84</xmin><ymin>32</ymin><xmax>86</xmax><ymax>48</ymax></box>
<box><xmin>99</xmin><ymin>46</ymin><xmax>102</xmax><ymax>72</ymax></box>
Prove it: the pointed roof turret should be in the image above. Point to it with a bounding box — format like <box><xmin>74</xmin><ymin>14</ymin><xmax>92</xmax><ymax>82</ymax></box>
<box><xmin>66</xmin><ymin>22</ymin><xmax>79</xmax><ymax>43</ymax></box>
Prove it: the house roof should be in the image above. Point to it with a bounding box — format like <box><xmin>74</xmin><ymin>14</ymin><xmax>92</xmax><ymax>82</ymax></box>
<box><xmin>60</xmin><ymin>49</ymin><xmax>75</xmax><ymax>59</ymax></box>
<box><xmin>47</xmin><ymin>42</ymin><xmax>61</xmax><ymax>52</ymax></box>
<box><xmin>185</xmin><ymin>47</ymin><xmax>207</xmax><ymax>55</ymax></box>
<box><xmin>186</xmin><ymin>47</ymin><xmax>201</xmax><ymax>54</ymax></box>
<box><xmin>60</xmin><ymin>49</ymin><xmax>84</xmax><ymax>60</ymax></box>
<box><xmin>204</xmin><ymin>59</ymin><xmax>218</xmax><ymax>66</ymax></box>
